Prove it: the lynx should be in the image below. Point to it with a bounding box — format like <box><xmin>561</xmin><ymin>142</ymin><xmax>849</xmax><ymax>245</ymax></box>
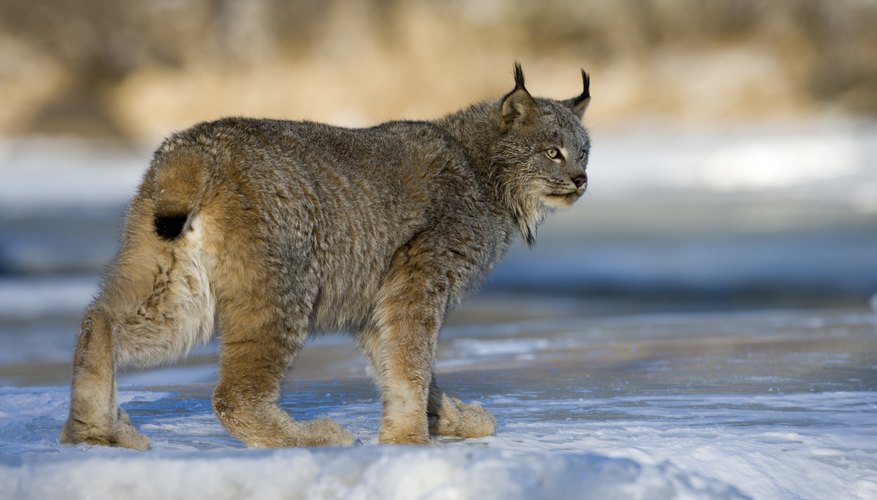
<box><xmin>60</xmin><ymin>64</ymin><xmax>591</xmax><ymax>449</ymax></box>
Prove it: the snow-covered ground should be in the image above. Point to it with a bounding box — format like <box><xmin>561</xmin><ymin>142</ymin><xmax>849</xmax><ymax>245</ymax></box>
<box><xmin>1</xmin><ymin>122</ymin><xmax>876</xmax><ymax>499</ymax></box>
<box><xmin>1</xmin><ymin>310</ymin><xmax>875</xmax><ymax>499</ymax></box>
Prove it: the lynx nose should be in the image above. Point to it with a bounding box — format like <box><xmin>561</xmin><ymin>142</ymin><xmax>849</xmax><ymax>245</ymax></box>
<box><xmin>571</xmin><ymin>172</ymin><xmax>587</xmax><ymax>189</ymax></box>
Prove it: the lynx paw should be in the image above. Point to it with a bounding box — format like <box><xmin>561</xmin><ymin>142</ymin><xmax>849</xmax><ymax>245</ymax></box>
<box><xmin>429</xmin><ymin>395</ymin><xmax>496</xmax><ymax>439</ymax></box>
<box><xmin>379</xmin><ymin>412</ymin><xmax>430</xmax><ymax>445</ymax></box>
<box><xmin>60</xmin><ymin>408</ymin><xmax>151</xmax><ymax>451</ymax></box>
<box><xmin>379</xmin><ymin>427</ymin><xmax>430</xmax><ymax>445</ymax></box>
<box><xmin>299</xmin><ymin>417</ymin><xmax>356</xmax><ymax>446</ymax></box>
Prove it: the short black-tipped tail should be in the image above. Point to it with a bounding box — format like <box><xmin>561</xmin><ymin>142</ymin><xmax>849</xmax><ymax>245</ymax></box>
<box><xmin>154</xmin><ymin>213</ymin><xmax>189</xmax><ymax>240</ymax></box>
<box><xmin>150</xmin><ymin>145</ymin><xmax>206</xmax><ymax>241</ymax></box>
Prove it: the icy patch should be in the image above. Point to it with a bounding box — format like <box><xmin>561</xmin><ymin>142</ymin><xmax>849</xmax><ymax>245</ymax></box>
<box><xmin>437</xmin><ymin>336</ymin><xmax>574</xmax><ymax>369</ymax></box>
<box><xmin>452</xmin><ymin>338</ymin><xmax>552</xmax><ymax>356</ymax></box>
<box><xmin>118</xmin><ymin>364</ymin><xmax>218</xmax><ymax>386</ymax></box>
<box><xmin>0</xmin><ymin>388</ymin><xmax>168</xmax><ymax>460</ymax></box>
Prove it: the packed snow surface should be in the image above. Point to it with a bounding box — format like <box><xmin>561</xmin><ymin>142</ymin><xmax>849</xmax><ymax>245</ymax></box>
<box><xmin>1</xmin><ymin>311</ymin><xmax>875</xmax><ymax>499</ymax></box>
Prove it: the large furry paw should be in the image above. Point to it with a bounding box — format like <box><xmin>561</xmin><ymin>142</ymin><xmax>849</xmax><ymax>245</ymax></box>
<box><xmin>60</xmin><ymin>408</ymin><xmax>151</xmax><ymax>451</ymax></box>
<box><xmin>298</xmin><ymin>418</ymin><xmax>356</xmax><ymax>447</ymax></box>
<box><xmin>428</xmin><ymin>395</ymin><xmax>496</xmax><ymax>439</ymax></box>
<box><xmin>379</xmin><ymin>426</ymin><xmax>430</xmax><ymax>445</ymax></box>
<box><xmin>379</xmin><ymin>412</ymin><xmax>430</xmax><ymax>445</ymax></box>
<box><xmin>242</xmin><ymin>418</ymin><xmax>356</xmax><ymax>448</ymax></box>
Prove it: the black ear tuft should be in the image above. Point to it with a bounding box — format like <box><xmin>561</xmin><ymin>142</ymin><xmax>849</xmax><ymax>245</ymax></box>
<box><xmin>566</xmin><ymin>68</ymin><xmax>591</xmax><ymax>119</ymax></box>
<box><xmin>502</xmin><ymin>62</ymin><xmax>538</xmax><ymax>126</ymax></box>
<box><xmin>580</xmin><ymin>69</ymin><xmax>590</xmax><ymax>100</ymax></box>
<box><xmin>513</xmin><ymin>62</ymin><xmax>526</xmax><ymax>90</ymax></box>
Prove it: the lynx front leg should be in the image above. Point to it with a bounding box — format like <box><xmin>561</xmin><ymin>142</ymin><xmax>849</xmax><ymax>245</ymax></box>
<box><xmin>371</xmin><ymin>250</ymin><xmax>452</xmax><ymax>445</ymax></box>
<box><xmin>359</xmin><ymin>333</ymin><xmax>496</xmax><ymax>442</ymax></box>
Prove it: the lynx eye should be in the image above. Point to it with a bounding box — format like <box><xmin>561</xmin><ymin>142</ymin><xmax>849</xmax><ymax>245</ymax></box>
<box><xmin>578</xmin><ymin>149</ymin><xmax>586</xmax><ymax>161</ymax></box>
<box><xmin>545</xmin><ymin>147</ymin><xmax>562</xmax><ymax>160</ymax></box>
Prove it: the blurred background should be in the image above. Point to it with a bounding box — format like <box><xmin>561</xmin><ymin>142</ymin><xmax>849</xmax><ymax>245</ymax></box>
<box><xmin>1</xmin><ymin>0</ymin><xmax>876</xmax><ymax>385</ymax></box>
<box><xmin>3</xmin><ymin>0</ymin><xmax>877</xmax><ymax>137</ymax></box>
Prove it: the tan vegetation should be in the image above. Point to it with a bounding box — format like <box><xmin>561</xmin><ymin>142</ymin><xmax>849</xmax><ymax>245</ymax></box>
<box><xmin>1</xmin><ymin>0</ymin><xmax>876</xmax><ymax>140</ymax></box>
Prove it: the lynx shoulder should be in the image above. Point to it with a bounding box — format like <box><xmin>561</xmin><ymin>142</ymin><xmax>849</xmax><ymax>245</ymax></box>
<box><xmin>60</xmin><ymin>64</ymin><xmax>591</xmax><ymax>449</ymax></box>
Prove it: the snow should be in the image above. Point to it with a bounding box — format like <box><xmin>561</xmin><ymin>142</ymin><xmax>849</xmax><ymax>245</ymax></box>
<box><xmin>1</xmin><ymin>310</ymin><xmax>875</xmax><ymax>499</ymax></box>
<box><xmin>0</xmin><ymin>137</ymin><xmax>145</xmax><ymax>215</ymax></box>
<box><xmin>0</xmin><ymin>278</ymin><xmax>98</xmax><ymax>322</ymax></box>
<box><xmin>0</xmin><ymin>386</ymin><xmax>874</xmax><ymax>498</ymax></box>
<box><xmin>492</xmin><ymin>392</ymin><xmax>877</xmax><ymax>499</ymax></box>
<box><xmin>0</xmin><ymin>437</ymin><xmax>746</xmax><ymax>499</ymax></box>
<box><xmin>701</xmin><ymin>135</ymin><xmax>860</xmax><ymax>191</ymax></box>
<box><xmin>587</xmin><ymin>121</ymin><xmax>877</xmax><ymax>202</ymax></box>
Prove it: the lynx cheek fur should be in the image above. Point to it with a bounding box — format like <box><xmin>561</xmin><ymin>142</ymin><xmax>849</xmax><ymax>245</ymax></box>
<box><xmin>60</xmin><ymin>64</ymin><xmax>591</xmax><ymax>449</ymax></box>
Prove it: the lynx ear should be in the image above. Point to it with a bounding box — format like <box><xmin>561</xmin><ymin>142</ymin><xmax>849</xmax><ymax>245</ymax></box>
<box><xmin>501</xmin><ymin>63</ymin><xmax>539</xmax><ymax>127</ymax></box>
<box><xmin>564</xmin><ymin>69</ymin><xmax>590</xmax><ymax>119</ymax></box>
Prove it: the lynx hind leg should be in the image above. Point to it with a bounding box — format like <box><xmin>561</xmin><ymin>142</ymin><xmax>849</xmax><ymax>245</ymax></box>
<box><xmin>212</xmin><ymin>318</ymin><xmax>355</xmax><ymax>447</ymax></box>
<box><xmin>60</xmin><ymin>308</ymin><xmax>150</xmax><ymax>450</ymax></box>
<box><xmin>210</xmin><ymin>262</ymin><xmax>354</xmax><ymax>448</ymax></box>
<box><xmin>428</xmin><ymin>380</ymin><xmax>496</xmax><ymax>439</ymax></box>
<box><xmin>61</xmin><ymin>211</ymin><xmax>215</xmax><ymax>450</ymax></box>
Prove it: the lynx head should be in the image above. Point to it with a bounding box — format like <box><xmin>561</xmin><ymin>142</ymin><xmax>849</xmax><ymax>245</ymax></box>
<box><xmin>493</xmin><ymin>63</ymin><xmax>590</xmax><ymax>245</ymax></box>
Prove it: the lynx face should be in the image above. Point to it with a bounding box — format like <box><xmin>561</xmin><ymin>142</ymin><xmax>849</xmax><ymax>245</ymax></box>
<box><xmin>495</xmin><ymin>65</ymin><xmax>591</xmax><ymax>243</ymax></box>
<box><xmin>520</xmin><ymin>99</ymin><xmax>590</xmax><ymax>209</ymax></box>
